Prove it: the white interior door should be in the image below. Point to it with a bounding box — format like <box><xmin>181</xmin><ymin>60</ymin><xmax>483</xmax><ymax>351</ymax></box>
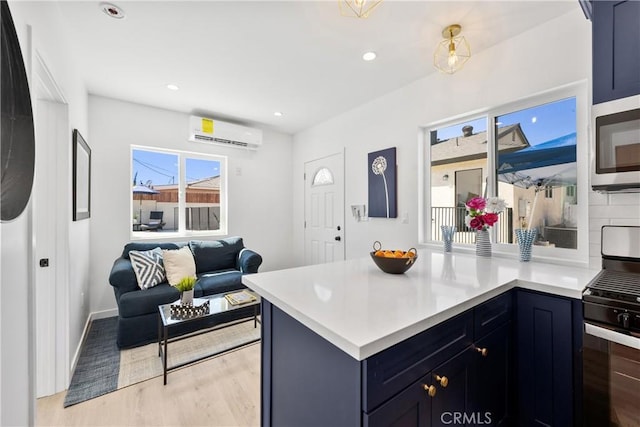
<box><xmin>33</xmin><ymin>53</ymin><xmax>69</xmax><ymax>397</ymax></box>
<box><xmin>304</xmin><ymin>152</ymin><xmax>345</xmax><ymax>265</ymax></box>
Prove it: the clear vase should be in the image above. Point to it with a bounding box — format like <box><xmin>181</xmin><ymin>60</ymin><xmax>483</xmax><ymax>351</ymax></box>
<box><xmin>441</xmin><ymin>225</ymin><xmax>456</xmax><ymax>252</ymax></box>
<box><xmin>475</xmin><ymin>229</ymin><xmax>492</xmax><ymax>257</ymax></box>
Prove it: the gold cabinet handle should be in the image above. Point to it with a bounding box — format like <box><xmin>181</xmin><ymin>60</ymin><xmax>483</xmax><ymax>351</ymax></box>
<box><xmin>423</xmin><ymin>384</ymin><xmax>437</xmax><ymax>397</ymax></box>
<box><xmin>434</xmin><ymin>374</ymin><xmax>448</xmax><ymax>388</ymax></box>
<box><xmin>475</xmin><ymin>346</ymin><xmax>488</xmax><ymax>357</ymax></box>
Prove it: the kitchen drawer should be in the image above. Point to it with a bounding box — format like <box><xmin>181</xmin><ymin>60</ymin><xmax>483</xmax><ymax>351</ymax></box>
<box><xmin>362</xmin><ymin>311</ymin><xmax>473</xmax><ymax>412</ymax></box>
<box><xmin>474</xmin><ymin>292</ymin><xmax>512</xmax><ymax>340</ymax></box>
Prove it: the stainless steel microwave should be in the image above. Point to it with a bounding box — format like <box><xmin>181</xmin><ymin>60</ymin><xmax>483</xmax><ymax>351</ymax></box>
<box><xmin>591</xmin><ymin>95</ymin><xmax>640</xmax><ymax>192</ymax></box>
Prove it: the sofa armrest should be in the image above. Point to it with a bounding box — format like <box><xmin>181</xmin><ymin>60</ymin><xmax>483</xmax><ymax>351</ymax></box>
<box><xmin>237</xmin><ymin>249</ymin><xmax>262</xmax><ymax>274</ymax></box>
<box><xmin>109</xmin><ymin>257</ymin><xmax>139</xmax><ymax>295</ymax></box>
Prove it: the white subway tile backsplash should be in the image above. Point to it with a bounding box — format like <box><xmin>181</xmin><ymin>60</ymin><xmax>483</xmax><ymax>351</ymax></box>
<box><xmin>609</xmin><ymin>193</ymin><xmax>640</xmax><ymax>205</ymax></box>
<box><xmin>611</xmin><ymin>218</ymin><xmax>640</xmax><ymax>226</ymax></box>
<box><xmin>589</xmin><ymin>204</ymin><xmax>640</xmax><ymax>219</ymax></box>
<box><xmin>589</xmin><ymin>218</ymin><xmax>610</xmax><ymax>231</ymax></box>
<box><xmin>588</xmin><ymin>191</ymin><xmax>609</xmax><ymax>206</ymax></box>
<box><xmin>588</xmin><ymin>189</ymin><xmax>640</xmax><ymax>258</ymax></box>
<box><xmin>589</xmin><ymin>256</ymin><xmax>601</xmax><ymax>270</ymax></box>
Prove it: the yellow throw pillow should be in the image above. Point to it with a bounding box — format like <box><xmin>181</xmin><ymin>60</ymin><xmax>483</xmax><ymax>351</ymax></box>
<box><xmin>162</xmin><ymin>246</ymin><xmax>196</xmax><ymax>286</ymax></box>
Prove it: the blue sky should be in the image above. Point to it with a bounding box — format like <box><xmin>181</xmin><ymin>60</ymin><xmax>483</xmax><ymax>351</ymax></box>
<box><xmin>132</xmin><ymin>150</ymin><xmax>220</xmax><ymax>187</ymax></box>
<box><xmin>435</xmin><ymin>97</ymin><xmax>576</xmax><ymax>147</ymax></box>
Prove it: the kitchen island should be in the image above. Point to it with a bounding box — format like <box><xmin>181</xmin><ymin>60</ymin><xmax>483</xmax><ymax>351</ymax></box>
<box><xmin>243</xmin><ymin>248</ymin><xmax>599</xmax><ymax>426</ymax></box>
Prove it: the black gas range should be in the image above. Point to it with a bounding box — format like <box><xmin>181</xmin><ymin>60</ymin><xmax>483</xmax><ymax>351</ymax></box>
<box><xmin>582</xmin><ymin>225</ymin><xmax>640</xmax><ymax>427</ymax></box>
<box><xmin>583</xmin><ymin>226</ymin><xmax>640</xmax><ymax>334</ymax></box>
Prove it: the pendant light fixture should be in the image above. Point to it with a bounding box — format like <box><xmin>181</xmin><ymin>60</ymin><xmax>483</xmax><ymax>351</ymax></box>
<box><xmin>434</xmin><ymin>24</ymin><xmax>471</xmax><ymax>74</ymax></box>
<box><xmin>339</xmin><ymin>0</ymin><xmax>383</xmax><ymax>19</ymax></box>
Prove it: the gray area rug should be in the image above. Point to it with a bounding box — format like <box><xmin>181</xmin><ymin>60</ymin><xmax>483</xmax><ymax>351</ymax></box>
<box><xmin>64</xmin><ymin>316</ymin><xmax>260</xmax><ymax>407</ymax></box>
<box><xmin>63</xmin><ymin>317</ymin><xmax>119</xmax><ymax>407</ymax></box>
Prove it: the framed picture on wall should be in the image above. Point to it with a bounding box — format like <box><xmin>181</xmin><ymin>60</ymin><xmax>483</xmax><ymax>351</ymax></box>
<box><xmin>368</xmin><ymin>147</ymin><xmax>397</xmax><ymax>218</ymax></box>
<box><xmin>72</xmin><ymin>129</ymin><xmax>91</xmax><ymax>221</ymax></box>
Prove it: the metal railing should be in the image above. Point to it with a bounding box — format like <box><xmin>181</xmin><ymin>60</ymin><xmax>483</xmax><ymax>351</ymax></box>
<box><xmin>431</xmin><ymin>207</ymin><xmax>513</xmax><ymax>244</ymax></box>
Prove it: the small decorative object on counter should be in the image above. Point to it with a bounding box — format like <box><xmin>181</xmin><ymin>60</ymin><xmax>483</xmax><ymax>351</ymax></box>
<box><xmin>475</xmin><ymin>229</ymin><xmax>492</xmax><ymax>257</ymax></box>
<box><xmin>370</xmin><ymin>241</ymin><xmax>418</xmax><ymax>274</ymax></box>
<box><xmin>441</xmin><ymin>225</ymin><xmax>456</xmax><ymax>252</ymax></box>
<box><xmin>515</xmin><ymin>228</ymin><xmax>537</xmax><ymax>262</ymax></box>
<box><xmin>465</xmin><ymin>196</ymin><xmax>506</xmax><ymax>258</ymax></box>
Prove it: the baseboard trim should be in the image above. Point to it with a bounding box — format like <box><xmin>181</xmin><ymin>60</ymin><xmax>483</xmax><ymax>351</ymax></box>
<box><xmin>69</xmin><ymin>308</ymin><xmax>118</xmax><ymax>379</ymax></box>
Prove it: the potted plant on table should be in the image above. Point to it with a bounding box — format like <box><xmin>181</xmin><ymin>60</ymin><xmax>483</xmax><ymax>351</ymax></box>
<box><xmin>175</xmin><ymin>276</ymin><xmax>196</xmax><ymax>305</ymax></box>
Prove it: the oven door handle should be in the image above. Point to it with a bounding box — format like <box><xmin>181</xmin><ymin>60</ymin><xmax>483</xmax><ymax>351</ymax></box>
<box><xmin>585</xmin><ymin>323</ymin><xmax>640</xmax><ymax>350</ymax></box>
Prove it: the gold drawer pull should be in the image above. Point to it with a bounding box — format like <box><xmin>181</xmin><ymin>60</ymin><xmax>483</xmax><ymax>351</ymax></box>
<box><xmin>434</xmin><ymin>374</ymin><xmax>448</xmax><ymax>388</ymax></box>
<box><xmin>475</xmin><ymin>346</ymin><xmax>488</xmax><ymax>357</ymax></box>
<box><xmin>423</xmin><ymin>384</ymin><xmax>437</xmax><ymax>397</ymax></box>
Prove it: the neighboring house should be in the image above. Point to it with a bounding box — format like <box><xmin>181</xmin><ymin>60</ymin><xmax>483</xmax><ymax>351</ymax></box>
<box><xmin>430</xmin><ymin>124</ymin><xmax>577</xmax><ymax>247</ymax></box>
<box><xmin>430</xmin><ymin>124</ymin><xmax>529</xmax><ymax>242</ymax></box>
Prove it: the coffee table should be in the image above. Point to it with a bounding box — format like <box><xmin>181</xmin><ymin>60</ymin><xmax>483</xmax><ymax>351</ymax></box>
<box><xmin>157</xmin><ymin>290</ymin><xmax>260</xmax><ymax>385</ymax></box>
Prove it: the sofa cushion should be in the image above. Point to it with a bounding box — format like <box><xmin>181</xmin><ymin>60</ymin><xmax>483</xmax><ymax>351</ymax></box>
<box><xmin>118</xmin><ymin>282</ymin><xmax>179</xmax><ymax>318</ymax></box>
<box><xmin>189</xmin><ymin>237</ymin><xmax>244</xmax><ymax>274</ymax></box>
<box><xmin>162</xmin><ymin>246</ymin><xmax>196</xmax><ymax>286</ymax></box>
<box><xmin>129</xmin><ymin>248</ymin><xmax>165</xmax><ymax>289</ymax></box>
<box><xmin>194</xmin><ymin>270</ymin><xmax>244</xmax><ymax>297</ymax></box>
<box><xmin>121</xmin><ymin>242</ymin><xmax>181</xmax><ymax>260</ymax></box>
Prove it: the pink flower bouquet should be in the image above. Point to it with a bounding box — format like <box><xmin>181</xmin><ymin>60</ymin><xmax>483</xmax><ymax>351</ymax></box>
<box><xmin>465</xmin><ymin>197</ymin><xmax>506</xmax><ymax>231</ymax></box>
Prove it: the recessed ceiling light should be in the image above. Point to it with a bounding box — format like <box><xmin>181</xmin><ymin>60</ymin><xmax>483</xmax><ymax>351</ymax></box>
<box><xmin>274</xmin><ymin>112</ymin><xmax>283</xmax><ymax>117</ymax></box>
<box><xmin>362</xmin><ymin>51</ymin><xmax>377</xmax><ymax>61</ymax></box>
<box><xmin>166</xmin><ymin>84</ymin><xmax>179</xmax><ymax>91</ymax></box>
<box><xmin>99</xmin><ymin>2</ymin><xmax>125</xmax><ymax>19</ymax></box>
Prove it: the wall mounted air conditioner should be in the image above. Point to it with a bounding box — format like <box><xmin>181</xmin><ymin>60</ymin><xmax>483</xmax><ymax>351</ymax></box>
<box><xmin>188</xmin><ymin>116</ymin><xmax>263</xmax><ymax>150</ymax></box>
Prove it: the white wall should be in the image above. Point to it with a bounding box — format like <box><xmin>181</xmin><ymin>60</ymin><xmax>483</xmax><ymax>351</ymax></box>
<box><xmin>88</xmin><ymin>96</ymin><xmax>294</xmax><ymax>313</ymax></box>
<box><xmin>2</xmin><ymin>1</ymin><xmax>89</xmax><ymax>424</ymax></box>
<box><xmin>291</xmin><ymin>8</ymin><xmax>592</xmax><ymax>266</ymax></box>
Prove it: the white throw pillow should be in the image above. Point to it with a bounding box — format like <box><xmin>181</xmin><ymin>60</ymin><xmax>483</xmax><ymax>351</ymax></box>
<box><xmin>162</xmin><ymin>246</ymin><xmax>197</xmax><ymax>286</ymax></box>
<box><xmin>129</xmin><ymin>248</ymin><xmax>166</xmax><ymax>290</ymax></box>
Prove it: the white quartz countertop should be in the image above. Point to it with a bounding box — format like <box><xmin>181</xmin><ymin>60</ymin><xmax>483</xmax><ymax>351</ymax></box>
<box><xmin>242</xmin><ymin>248</ymin><xmax>599</xmax><ymax>361</ymax></box>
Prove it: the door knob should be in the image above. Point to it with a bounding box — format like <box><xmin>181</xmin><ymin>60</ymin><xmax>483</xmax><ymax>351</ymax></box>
<box><xmin>335</xmin><ymin>236</ymin><xmax>341</xmax><ymax>241</ymax></box>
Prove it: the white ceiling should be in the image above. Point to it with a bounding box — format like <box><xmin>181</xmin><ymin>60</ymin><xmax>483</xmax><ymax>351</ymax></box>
<box><xmin>56</xmin><ymin>1</ymin><xmax>579</xmax><ymax>134</ymax></box>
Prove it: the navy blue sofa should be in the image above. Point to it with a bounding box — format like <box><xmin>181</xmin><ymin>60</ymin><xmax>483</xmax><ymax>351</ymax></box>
<box><xmin>108</xmin><ymin>236</ymin><xmax>262</xmax><ymax>348</ymax></box>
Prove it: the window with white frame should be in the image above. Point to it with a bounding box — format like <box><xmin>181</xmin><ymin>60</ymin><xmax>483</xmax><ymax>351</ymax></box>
<box><xmin>131</xmin><ymin>147</ymin><xmax>227</xmax><ymax>236</ymax></box>
<box><xmin>424</xmin><ymin>89</ymin><xmax>583</xmax><ymax>255</ymax></box>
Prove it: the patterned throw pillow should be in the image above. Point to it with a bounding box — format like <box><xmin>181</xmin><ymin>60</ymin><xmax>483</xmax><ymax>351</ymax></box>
<box><xmin>129</xmin><ymin>247</ymin><xmax>166</xmax><ymax>290</ymax></box>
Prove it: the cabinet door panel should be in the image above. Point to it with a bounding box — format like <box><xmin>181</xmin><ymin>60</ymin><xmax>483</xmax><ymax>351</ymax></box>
<box><xmin>516</xmin><ymin>291</ymin><xmax>573</xmax><ymax>426</ymax></box>
<box><xmin>473</xmin><ymin>322</ymin><xmax>512</xmax><ymax>426</ymax></box>
<box><xmin>430</xmin><ymin>348</ymin><xmax>475</xmax><ymax>427</ymax></box>
<box><xmin>364</xmin><ymin>373</ymin><xmax>432</xmax><ymax>427</ymax></box>
<box><xmin>593</xmin><ymin>0</ymin><xmax>640</xmax><ymax>103</ymax></box>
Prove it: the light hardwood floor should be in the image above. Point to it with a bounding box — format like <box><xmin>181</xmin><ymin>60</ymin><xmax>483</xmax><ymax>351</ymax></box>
<box><xmin>37</xmin><ymin>343</ymin><xmax>260</xmax><ymax>427</ymax></box>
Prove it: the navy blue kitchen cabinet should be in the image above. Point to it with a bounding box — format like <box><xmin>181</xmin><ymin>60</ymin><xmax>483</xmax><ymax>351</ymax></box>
<box><xmin>592</xmin><ymin>0</ymin><xmax>640</xmax><ymax>103</ymax></box>
<box><xmin>516</xmin><ymin>290</ymin><xmax>582</xmax><ymax>427</ymax></box>
<box><xmin>261</xmin><ymin>289</ymin><xmax>581</xmax><ymax>427</ymax></box>
<box><xmin>473</xmin><ymin>322</ymin><xmax>513</xmax><ymax>426</ymax></box>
